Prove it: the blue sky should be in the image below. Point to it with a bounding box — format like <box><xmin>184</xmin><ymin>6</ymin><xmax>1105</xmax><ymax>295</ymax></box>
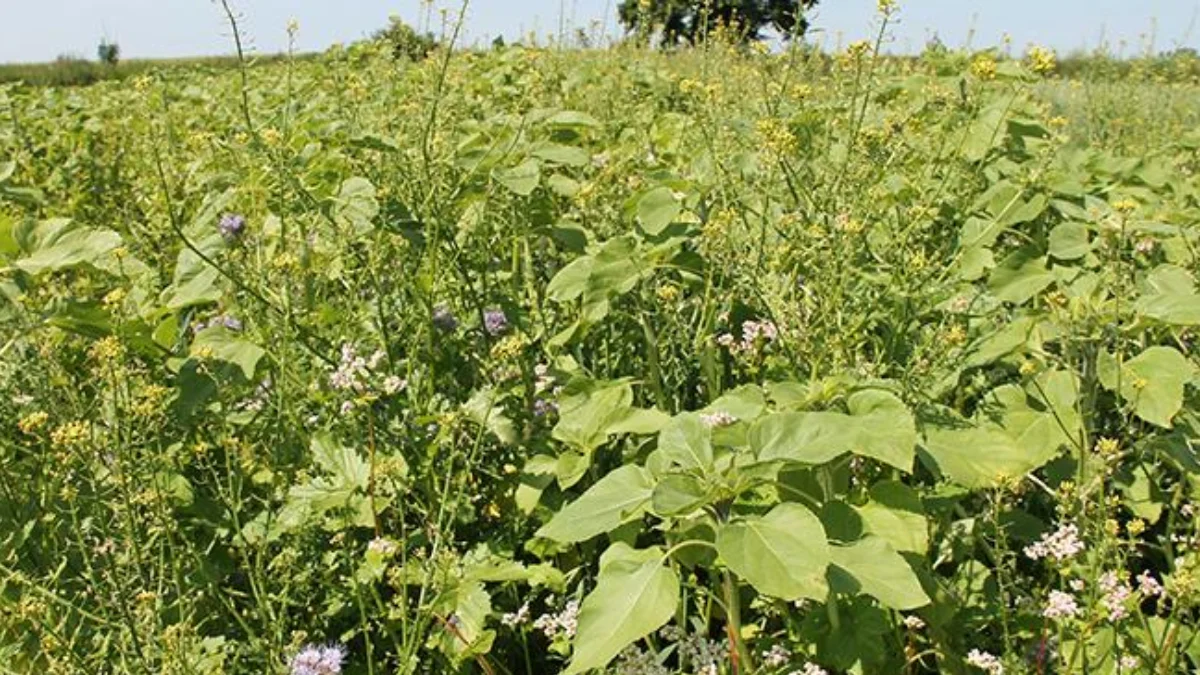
<box><xmin>1</xmin><ymin>0</ymin><xmax>1197</xmax><ymax>64</ymax></box>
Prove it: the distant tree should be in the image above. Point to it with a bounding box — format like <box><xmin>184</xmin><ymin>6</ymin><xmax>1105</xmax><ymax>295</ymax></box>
<box><xmin>373</xmin><ymin>16</ymin><xmax>437</xmax><ymax>61</ymax></box>
<box><xmin>617</xmin><ymin>0</ymin><xmax>818</xmax><ymax>45</ymax></box>
<box><xmin>97</xmin><ymin>39</ymin><xmax>120</xmax><ymax>66</ymax></box>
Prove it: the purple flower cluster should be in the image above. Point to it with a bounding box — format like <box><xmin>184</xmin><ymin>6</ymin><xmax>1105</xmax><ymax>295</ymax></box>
<box><xmin>218</xmin><ymin>213</ymin><xmax>246</xmax><ymax>241</ymax></box>
<box><xmin>289</xmin><ymin>643</ymin><xmax>345</xmax><ymax>675</ymax></box>
<box><xmin>716</xmin><ymin>319</ymin><xmax>779</xmax><ymax>354</ymax></box>
<box><xmin>483</xmin><ymin>308</ymin><xmax>509</xmax><ymax>336</ymax></box>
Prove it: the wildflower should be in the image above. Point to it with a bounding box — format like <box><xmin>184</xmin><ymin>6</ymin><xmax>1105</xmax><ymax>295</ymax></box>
<box><xmin>1119</xmin><ymin>656</ymin><xmax>1139</xmax><ymax>671</ymax></box>
<box><xmin>1137</xmin><ymin>571</ymin><xmax>1164</xmax><ymax>597</ymax></box>
<box><xmin>1024</xmin><ymin>523</ymin><xmax>1084</xmax><ymax>562</ymax></box>
<box><xmin>382</xmin><ymin>376</ymin><xmax>406</xmax><ymax>395</ymax></box>
<box><xmin>1098</xmin><ymin>572</ymin><xmax>1133</xmax><ymax>621</ymax></box>
<box><xmin>1043</xmin><ymin>590</ymin><xmax>1079</xmax><ymax>620</ymax></box>
<box><xmin>102</xmin><ymin>288</ymin><xmax>127</xmax><ymax>308</ymax></box>
<box><xmin>89</xmin><ymin>336</ymin><xmax>125</xmax><ymax>364</ymax></box>
<box><xmin>1135</xmin><ymin>238</ymin><xmax>1157</xmax><ymax>254</ymax></box>
<box><xmin>1027</xmin><ymin>46</ymin><xmax>1057</xmax><ymax>75</ymax></box>
<box><xmin>18</xmin><ymin>411</ymin><xmax>49</xmax><ymax>435</ymax></box>
<box><xmin>677</xmin><ymin>632</ymin><xmax>724</xmax><ymax>673</ymax></box>
<box><xmin>367</xmin><ymin>538</ymin><xmax>398</xmax><ymax>557</ymax></box>
<box><xmin>329</xmin><ymin>344</ymin><xmax>374</xmax><ymax>392</ymax></box>
<box><xmin>1183</xmin><ymin>503</ymin><xmax>1195</xmax><ymax>518</ymax></box>
<box><xmin>50</xmin><ymin>421</ymin><xmax>90</xmax><ymax>449</ymax></box>
<box><xmin>218</xmin><ymin>213</ymin><xmax>246</xmax><ymax>241</ymax></box>
<box><xmin>877</xmin><ymin>0</ymin><xmax>897</xmax><ymax>15</ymax></box>
<box><xmin>501</xmin><ymin>602</ymin><xmax>530</xmax><ymax>628</ymax></box>
<box><xmin>1094</xmin><ymin>437</ymin><xmax>1120</xmax><ymax>458</ymax></box>
<box><xmin>533</xmin><ymin>398</ymin><xmax>558</xmax><ymax>417</ymax></box>
<box><xmin>791</xmin><ymin>664</ymin><xmax>829</xmax><ymax>675</ymax></box>
<box><xmin>1113</xmin><ymin>198</ymin><xmax>1138</xmax><ymax>214</ymax></box>
<box><xmin>533</xmin><ymin>599</ymin><xmax>579</xmax><ymax>639</ymax></box>
<box><xmin>701</xmin><ymin>411</ymin><xmax>738</xmax><ymax>428</ymax></box>
<box><xmin>1127</xmin><ymin>519</ymin><xmax>1146</xmax><ymax>536</ymax></box>
<box><xmin>1069</xmin><ymin>578</ymin><xmax>1086</xmax><ymax>592</ymax></box>
<box><xmin>971</xmin><ymin>55</ymin><xmax>997</xmax><ymax>80</ymax></box>
<box><xmin>903</xmin><ymin>615</ymin><xmax>926</xmax><ymax>630</ymax></box>
<box><xmin>762</xmin><ymin>644</ymin><xmax>791</xmax><ymax>667</ymax></box>
<box><xmin>615</xmin><ymin>645</ymin><xmax>669</xmax><ymax>675</ymax></box>
<box><xmin>966</xmin><ymin>648</ymin><xmax>1004</xmax><ymax>674</ymax></box>
<box><xmin>289</xmin><ymin>643</ymin><xmax>345</xmax><ymax>675</ymax></box>
<box><xmin>483</xmin><ymin>308</ymin><xmax>509</xmax><ymax>336</ymax></box>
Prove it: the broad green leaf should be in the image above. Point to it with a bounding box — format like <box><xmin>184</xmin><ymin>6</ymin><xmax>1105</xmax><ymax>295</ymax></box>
<box><xmin>495</xmin><ymin>159</ymin><xmax>541</xmax><ymax>196</ymax></box>
<box><xmin>651</xmin><ymin>473</ymin><xmax>709</xmax><ymax>516</ymax></box>
<box><xmin>751</xmin><ymin>391</ymin><xmax>915</xmax><ymax>471</ymax></box>
<box><xmin>564</xmin><ymin>544</ymin><xmax>678</xmax><ymax>675</ymax></box>
<box><xmin>16</xmin><ymin>224</ymin><xmax>121</xmax><ymax>276</ymax></box>
<box><xmin>657</xmin><ymin>414</ymin><xmax>713</xmax><ymax>471</ymax></box>
<box><xmin>988</xmin><ymin>248</ymin><xmax>1054</xmax><ymax>304</ymax></box>
<box><xmin>716</xmin><ymin>503</ymin><xmax>830</xmax><ymax>601</ymax></box>
<box><xmin>1099</xmin><ymin>347</ymin><xmax>1194</xmax><ymax>428</ymax></box>
<box><xmin>546</xmin><ymin>256</ymin><xmax>595</xmax><ymax>303</ymax></box>
<box><xmin>332</xmin><ymin>177</ymin><xmax>379</xmax><ymax>236</ymax></box>
<box><xmin>462</xmin><ymin>387</ymin><xmax>517</xmax><ymax>445</ymax></box>
<box><xmin>1048</xmin><ymin>222</ymin><xmax>1090</xmax><ymax>260</ymax></box>
<box><xmin>536</xmin><ymin>465</ymin><xmax>654</xmax><ymax>543</ymax></box>
<box><xmin>532</xmin><ymin>142</ymin><xmax>590</xmax><ymax>167</ymax></box>
<box><xmin>1137</xmin><ymin>293</ymin><xmax>1200</xmax><ymax>326</ymax></box>
<box><xmin>921</xmin><ymin>426</ymin><xmax>1056</xmax><ymax>489</ymax></box>
<box><xmin>829</xmin><ymin>536</ymin><xmax>929</xmax><ymax>610</ymax></box>
<box><xmin>856</xmin><ymin>481</ymin><xmax>928</xmax><ymax>553</ymax></box>
<box><xmin>311</xmin><ymin>432</ymin><xmax>369</xmax><ymax>493</ymax></box>
<box><xmin>702</xmin><ymin>385</ymin><xmax>766</xmax><ymax>421</ymax></box>
<box><xmin>163</xmin><ymin>234</ymin><xmax>225</xmax><ymax>310</ymax></box>
<box><xmin>636</xmin><ymin>187</ymin><xmax>682</xmax><ymax>236</ymax></box>
<box><xmin>190</xmin><ymin>327</ymin><xmax>265</xmax><ymax>380</ymax></box>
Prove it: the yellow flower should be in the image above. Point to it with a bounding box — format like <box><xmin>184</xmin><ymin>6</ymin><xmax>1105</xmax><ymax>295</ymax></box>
<box><xmin>877</xmin><ymin>0</ymin><xmax>898</xmax><ymax>15</ymax></box>
<box><xmin>945</xmin><ymin>324</ymin><xmax>967</xmax><ymax>346</ymax></box>
<box><xmin>102</xmin><ymin>288</ymin><xmax>127</xmax><ymax>309</ymax></box>
<box><xmin>89</xmin><ymin>336</ymin><xmax>125</xmax><ymax>365</ymax></box>
<box><xmin>971</xmin><ymin>55</ymin><xmax>997</xmax><ymax>80</ymax></box>
<box><xmin>18</xmin><ymin>411</ymin><xmax>49</xmax><ymax>435</ymax></box>
<box><xmin>1027</xmin><ymin>46</ymin><xmax>1057</xmax><ymax>75</ymax></box>
<box><xmin>656</xmin><ymin>284</ymin><xmax>681</xmax><ymax>303</ymax></box>
<box><xmin>1113</xmin><ymin>198</ymin><xmax>1138</xmax><ymax>214</ymax></box>
<box><xmin>1095</xmin><ymin>437</ymin><xmax>1120</xmax><ymax>458</ymax></box>
<box><xmin>1127</xmin><ymin>519</ymin><xmax>1146</xmax><ymax>536</ymax></box>
<box><xmin>50</xmin><ymin>421</ymin><xmax>90</xmax><ymax>449</ymax></box>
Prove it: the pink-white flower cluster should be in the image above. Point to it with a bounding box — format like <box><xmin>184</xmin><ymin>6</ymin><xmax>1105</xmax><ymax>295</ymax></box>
<box><xmin>700</xmin><ymin>411</ymin><xmax>738</xmax><ymax>428</ymax></box>
<box><xmin>1024</xmin><ymin>523</ymin><xmax>1084</xmax><ymax>562</ymax></box>
<box><xmin>533</xmin><ymin>599</ymin><xmax>578</xmax><ymax>639</ymax></box>
<box><xmin>717</xmin><ymin>319</ymin><xmax>779</xmax><ymax>354</ymax></box>
<box><xmin>1043</xmin><ymin>590</ymin><xmax>1080</xmax><ymax>620</ymax></box>
<box><xmin>1137</xmin><ymin>571</ymin><xmax>1164</xmax><ymax>598</ymax></box>
<box><xmin>1098</xmin><ymin>571</ymin><xmax>1133</xmax><ymax>622</ymax></box>
<box><xmin>966</xmin><ymin>648</ymin><xmax>1004</xmax><ymax>674</ymax></box>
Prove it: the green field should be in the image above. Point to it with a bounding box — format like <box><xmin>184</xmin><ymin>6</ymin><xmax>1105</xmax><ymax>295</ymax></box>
<box><xmin>3</xmin><ymin>15</ymin><xmax>1200</xmax><ymax>675</ymax></box>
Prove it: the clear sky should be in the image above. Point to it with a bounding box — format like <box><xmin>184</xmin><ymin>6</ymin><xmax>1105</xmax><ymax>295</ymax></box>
<box><xmin>1</xmin><ymin>0</ymin><xmax>1198</xmax><ymax>64</ymax></box>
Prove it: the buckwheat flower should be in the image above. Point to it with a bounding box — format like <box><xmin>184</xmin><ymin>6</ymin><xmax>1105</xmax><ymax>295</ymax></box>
<box><xmin>290</xmin><ymin>643</ymin><xmax>345</xmax><ymax>675</ymax></box>
<box><xmin>716</xmin><ymin>333</ymin><xmax>738</xmax><ymax>350</ymax></box>
<box><xmin>218</xmin><ymin>213</ymin><xmax>246</xmax><ymax>241</ymax></box>
<box><xmin>1069</xmin><ymin>578</ymin><xmax>1086</xmax><ymax>592</ymax></box>
<box><xmin>367</xmin><ymin>537</ymin><xmax>397</xmax><ymax>557</ymax></box>
<box><xmin>1137</xmin><ymin>571</ymin><xmax>1163</xmax><ymax>598</ymax></box>
<box><xmin>501</xmin><ymin>602</ymin><xmax>530</xmax><ymax>628</ymax></box>
<box><xmin>791</xmin><ymin>664</ymin><xmax>829</xmax><ymax>675</ymax></box>
<box><xmin>701</xmin><ymin>411</ymin><xmax>738</xmax><ymax>428</ymax></box>
<box><xmin>761</xmin><ymin>644</ymin><xmax>791</xmax><ymax>667</ymax></box>
<box><xmin>903</xmin><ymin>615</ymin><xmax>926</xmax><ymax>630</ymax></box>
<box><xmin>483</xmin><ymin>308</ymin><xmax>508</xmax><ymax>336</ymax></box>
<box><xmin>1024</xmin><ymin>523</ymin><xmax>1084</xmax><ymax>562</ymax></box>
<box><xmin>616</xmin><ymin>645</ymin><xmax>669</xmax><ymax>675</ymax></box>
<box><xmin>966</xmin><ymin>648</ymin><xmax>1004</xmax><ymax>674</ymax></box>
<box><xmin>1043</xmin><ymin>590</ymin><xmax>1079</xmax><ymax>620</ymax></box>
<box><xmin>432</xmin><ymin>305</ymin><xmax>458</xmax><ymax>332</ymax></box>
<box><xmin>1099</xmin><ymin>571</ymin><xmax>1133</xmax><ymax>621</ymax></box>
<box><xmin>1118</xmin><ymin>655</ymin><xmax>1139</xmax><ymax>671</ymax></box>
<box><xmin>1182</xmin><ymin>502</ymin><xmax>1195</xmax><ymax>518</ymax></box>
<box><xmin>382</xmin><ymin>376</ymin><xmax>406</xmax><ymax>395</ymax></box>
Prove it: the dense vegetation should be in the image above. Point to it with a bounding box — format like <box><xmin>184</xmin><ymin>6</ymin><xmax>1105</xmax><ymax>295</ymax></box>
<box><xmin>3</xmin><ymin>5</ymin><xmax>1200</xmax><ymax>673</ymax></box>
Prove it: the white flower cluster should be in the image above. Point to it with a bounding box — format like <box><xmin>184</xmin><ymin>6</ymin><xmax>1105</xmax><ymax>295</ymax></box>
<box><xmin>290</xmin><ymin>643</ymin><xmax>345</xmax><ymax>675</ymax></box>
<box><xmin>1098</xmin><ymin>571</ymin><xmax>1133</xmax><ymax>622</ymax></box>
<box><xmin>716</xmin><ymin>319</ymin><xmax>779</xmax><ymax>354</ymax></box>
<box><xmin>614</xmin><ymin>645</ymin><xmax>669</xmax><ymax>675</ymax></box>
<box><xmin>1024</xmin><ymin>523</ymin><xmax>1084</xmax><ymax>562</ymax></box>
<box><xmin>500</xmin><ymin>602</ymin><xmax>530</xmax><ymax>628</ymax></box>
<box><xmin>533</xmin><ymin>599</ymin><xmax>578</xmax><ymax>639</ymax></box>
<box><xmin>761</xmin><ymin>644</ymin><xmax>791</xmax><ymax>667</ymax></box>
<box><xmin>788</xmin><ymin>664</ymin><xmax>829</xmax><ymax>675</ymax></box>
<box><xmin>1137</xmin><ymin>571</ymin><xmax>1164</xmax><ymax>598</ymax></box>
<box><xmin>1042</xmin><ymin>590</ymin><xmax>1079</xmax><ymax>620</ymax></box>
<box><xmin>966</xmin><ymin>648</ymin><xmax>1004</xmax><ymax>674</ymax></box>
<box><xmin>700</xmin><ymin>411</ymin><xmax>738</xmax><ymax>428</ymax></box>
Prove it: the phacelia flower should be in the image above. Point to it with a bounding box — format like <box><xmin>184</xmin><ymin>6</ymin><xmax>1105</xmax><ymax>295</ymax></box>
<box><xmin>218</xmin><ymin>213</ymin><xmax>246</xmax><ymax>241</ymax></box>
<box><xmin>289</xmin><ymin>643</ymin><xmax>345</xmax><ymax>675</ymax></box>
<box><xmin>483</xmin><ymin>308</ymin><xmax>509</xmax><ymax>336</ymax></box>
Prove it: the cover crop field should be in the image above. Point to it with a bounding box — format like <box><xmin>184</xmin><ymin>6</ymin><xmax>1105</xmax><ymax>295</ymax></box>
<box><xmin>3</xmin><ymin>5</ymin><xmax>1200</xmax><ymax>674</ymax></box>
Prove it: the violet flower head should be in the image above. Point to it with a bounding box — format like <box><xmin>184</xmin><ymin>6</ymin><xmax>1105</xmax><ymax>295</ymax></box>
<box><xmin>432</xmin><ymin>305</ymin><xmax>458</xmax><ymax>332</ymax></box>
<box><xmin>483</xmin><ymin>308</ymin><xmax>508</xmax><ymax>336</ymax></box>
<box><xmin>290</xmin><ymin>643</ymin><xmax>345</xmax><ymax>675</ymax></box>
<box><xmin>218</xmin><ymin>213</ymin><xmax>246</xmax><ymax>241</ymax></box>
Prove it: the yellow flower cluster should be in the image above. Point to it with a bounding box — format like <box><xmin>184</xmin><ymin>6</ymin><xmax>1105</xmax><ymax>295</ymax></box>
<box><xmin>18</xmin><ymin>410</ymin><xmax>49</xmax><ymax>435</ymax></box>
<box><xmin>50</xmin><ymin>421</ymin><xmax>90</xmax><ymax>449</ymax></box>
<box><xmin>755</xmin><ymin>118</ymin><xmax>798</xmax><ymax>156</ymax></box>
<box><xmin>89</xmin><ymin>336</ymin><xmax>125</xmax><ymax>365</ymax></box>
<box><xmin>971</xmin><ymin>55</ymin><xmax>997</xmax><ymax>81</ymax></box>
<box><xmin>490</xmin><ymin>334</ymin><xmax>529</xmax><ymax>361</ymax></box>
<box><xmin>1027</xmin><ymin>46</ymin><xmax>1057</xmax><ymax>75</ymax></box>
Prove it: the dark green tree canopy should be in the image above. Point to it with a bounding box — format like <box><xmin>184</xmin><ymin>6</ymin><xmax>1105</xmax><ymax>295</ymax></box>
<box><xmin>618</xmin><ymin>0</ymin><xmax>819</xmax><ymax>45</ymax></box>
